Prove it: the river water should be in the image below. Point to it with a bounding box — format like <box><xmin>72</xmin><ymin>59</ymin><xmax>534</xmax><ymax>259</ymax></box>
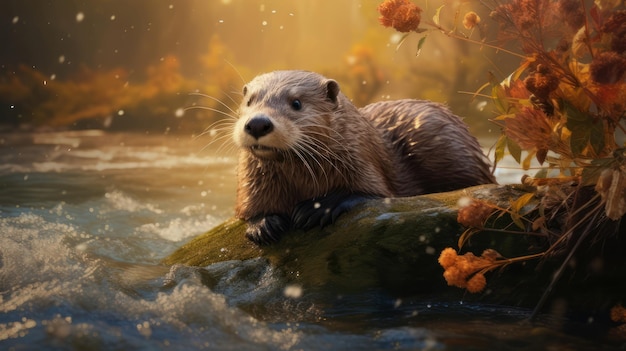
<box><xmin>0</xmin><ymin>130</ymin><xmax>619</xmax><ymax>350</ymax></box>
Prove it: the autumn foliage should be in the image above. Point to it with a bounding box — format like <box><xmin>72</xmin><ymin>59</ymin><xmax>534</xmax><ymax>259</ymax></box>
<box><xmin>377</xmin><ymin>0</ymin><xmax>423</xmax><ymax>33</ymax></box>
<box><xmin>378</xmin><ymin>0</ymin><xmax>625</xmax><ymax>295</ymax></box>
<box><xmin>0</xmin><ymin>35</ymin><xmax>244</xmax><ymax>132</ymax></box>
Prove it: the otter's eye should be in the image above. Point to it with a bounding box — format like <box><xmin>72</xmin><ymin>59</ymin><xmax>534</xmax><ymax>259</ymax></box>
<box><xmin>291</xmin><ymin>99</ymin><xmax>302</xmax><ymax>111</ymax></box>
<box><xmin>245</xmin><ymin>94</ymin><xmax>256</xmax><ymax>107</ymax></box>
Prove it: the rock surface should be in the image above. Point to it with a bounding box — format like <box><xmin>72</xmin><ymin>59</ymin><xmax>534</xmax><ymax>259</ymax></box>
<box><xmin>163</xmin><ymin>184</ymin><xmax>539</xmax><ymax>294</ymax></box>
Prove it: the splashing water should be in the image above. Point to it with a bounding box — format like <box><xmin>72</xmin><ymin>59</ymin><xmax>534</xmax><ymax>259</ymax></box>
<box><xmin>0</xmin><ymin>131</ymin><xmax>616</xmax><ymax>350</ymax></box>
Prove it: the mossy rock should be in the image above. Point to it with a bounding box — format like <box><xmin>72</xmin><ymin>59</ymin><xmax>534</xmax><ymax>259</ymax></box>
<box><xmin>163</xmin><ymin>184</ymin><xmax>539</xmax><ymax>294</ymax></box>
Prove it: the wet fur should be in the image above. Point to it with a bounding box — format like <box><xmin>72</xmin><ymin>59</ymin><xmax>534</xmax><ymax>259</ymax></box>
<box><xmin>233</xmin><ymin>70</ymin><xmax>495</xmax><ymax>244</ymax></box>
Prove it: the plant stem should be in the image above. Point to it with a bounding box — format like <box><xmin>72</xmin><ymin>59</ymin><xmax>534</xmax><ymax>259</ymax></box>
<box><xmin>423</xmin><ymin>20</ymin><xmax>526</xmax><ymax>59</ymax></box>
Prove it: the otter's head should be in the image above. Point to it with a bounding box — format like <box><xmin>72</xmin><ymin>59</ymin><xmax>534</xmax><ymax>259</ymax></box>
<box><xmin>234</xmin><ymin>70</ymin><xmax>341</xmax><ymax>161</ymax></box>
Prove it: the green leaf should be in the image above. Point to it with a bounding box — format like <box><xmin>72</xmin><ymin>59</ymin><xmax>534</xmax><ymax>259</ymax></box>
<box><xmin>489</xmin><ymin>73</ymin><xmax>509</xmax><ymax>114</ymax></box>
<box><xmin>511</xmin><ymin>213</ymin><xmax>526</xmax><ymax>230</ymax></box>
<box><xmin>564</xmin><ymin>101</ymin><xmax>605</xmax><ymax>157</ymax></box>
<box><xmin>511</xmin><ymin>192</ymin><xmax>536</xmax><ymax>216</ymax></box>
<box><xmin>395</xmin><ymin>33</ymin><xmax>411</xmax><ymax>52</ymax></box>
<box><xmin>522</xmin><ymin>150</ymin><xmax>535</xmax><ymax>170</ymax></box>
<box><xmin>506</xmin><ymin>137</ymin><xmax>522</xmax><ymax>164</ymax></box>
<box><xmin>534</xmin><ymin>168</ymin><xmax>548</xmax><ymax>179</ymax></box>
<box><xmin>416</xmin><ymin>35</ymin><xmax>428</xmax><ymax>57</ymax></box>
<box><xmin>581</xmin><ymin>157</ymin><xmax>616</xmax><ymax>186</ymax></box>
<box><xmin>433</xmin><ymin>5</ymin><xmax>445</xmax><ymax>26</ymax></box>
<box><xmin>589</xmin><ymin>120</ymin><xmax>605</xmax><ymax>156</ymax></box>
<box><xmin>494</xmin><ymin>134</ymin><xmax>507</xmax><ymax>165</ymax></box>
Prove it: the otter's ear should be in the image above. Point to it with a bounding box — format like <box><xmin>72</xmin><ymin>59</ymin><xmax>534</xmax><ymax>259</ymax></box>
<box><xmin>325</xmin><ymin>80</ymin><xmax>340</xmax><ymax>104</ymax></box>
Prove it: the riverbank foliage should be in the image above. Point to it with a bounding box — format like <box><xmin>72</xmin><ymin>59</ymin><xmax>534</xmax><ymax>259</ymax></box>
<box><xmin>0</xmin><ymin>36</ymin><xmax>246</xmax><ymax>133</ymax></box>
<box><xmin>378</xmin><ymin>0</ymin><xmax>625</xmax><ymax>308</ymax></box>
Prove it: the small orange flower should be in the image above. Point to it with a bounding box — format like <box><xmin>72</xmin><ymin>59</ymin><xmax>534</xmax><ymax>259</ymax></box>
<box><xmin>377</xmin><ymin>0</ymin><xmax>422</xmax><ymax>33</ymax></box>
<box><xmin>438</xmin><ymin>247</ymin><xmax>458</xmax><ymax>269</ymax></box>
<box><xmin>600</xmin><ymin>10</ymin><xmax>626</xmax><ymax>34</ymax></box>
<box><xmin>466</xmin><ymin>273</ymin><xmax>487</xmax><ymax>293</ymax></box>
<box><xmin>462</xmin><ymin>11</ymin><xmax>481</xmax><ymax>30</ymax></box>
<box><xmin>590</xmin><ymin>52</ymin><xmax>626</xmax><ymax>84</ymax></box>
<box><xmin>438</xmin><ymin>247</ymin><xmax>499</xmax><ymax>293</ymax></box>
<box><xmin>558</xmin><ymin>0</ymin><xmax>585</xmax><ymax>30</ymax></box>
<box><xmin>611</xmin><ymin>304</ymin><xmax>626</xmax><ymax>323</ymax></box>
<box><xmin>600</xmin><ymin>10</ymin><xmax>626</xmax><ymax>54</ymax></box>
<box><xmin>457</xmin><ymin>199</ymin><xmax>495</xmax><ymax>228</ymax></box>
<box><xmin>523</xmin><ymin>64</ymin><xmax>560</xmax><ymax>101</ymax></box>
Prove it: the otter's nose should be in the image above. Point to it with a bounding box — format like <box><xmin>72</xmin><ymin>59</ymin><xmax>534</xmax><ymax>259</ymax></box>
<box><xmin>245</xmin><ymin>115</ymin><xmax>274</xmax><ymax>139</ymax></box>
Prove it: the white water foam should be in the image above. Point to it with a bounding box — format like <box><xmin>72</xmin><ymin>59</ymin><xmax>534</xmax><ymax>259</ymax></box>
<box><xmin>0</xmin><ymin>213</ymin><xmax>301</xmax><ymax>350</ymax></box>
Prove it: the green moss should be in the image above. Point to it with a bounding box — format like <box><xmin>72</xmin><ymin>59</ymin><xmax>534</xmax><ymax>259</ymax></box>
<box><xmin>161</xmin><ymin>218</ymin><xmax>262</xmax><ymax>266</ymax></box>
<box><xmin>162</xmin><ymin>184</ymin><xmax>537</xmax><ymax>293</ymax></box>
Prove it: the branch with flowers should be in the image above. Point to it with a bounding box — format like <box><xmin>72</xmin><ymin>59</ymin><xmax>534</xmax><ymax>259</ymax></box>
<box><xmin>377</xmin><ymin>0</ymin><xmax>625</xmax><ymax>301</ymax></box>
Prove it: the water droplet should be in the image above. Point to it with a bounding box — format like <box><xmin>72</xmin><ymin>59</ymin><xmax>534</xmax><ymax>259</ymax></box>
<box><xmin>175</xmin><ymin>108</ymin><xmax>184</xmax><ymax>118</ymax></box>
<box><xmin>476</xmin><ymin>100</ymin><xmax>488</xmax><ymax>111</ymax></box>
<box><xmin>284</xmin><ymin>284</ymin><xmax>303</xmax><ymax>299</ymax></box>
<box><xmin>457</xmin><ymin>196</ymin><xmax>471</xmax><ymax>207</ymax></box>
<box><xmin>12</xmin><ymin>16</ymin><xmax>19</xmax><ymax>24</ymax></box>
<box><xmin>110</xmin><ymin>15</ymin><xmax>116</xmax><ymax>21</ymax></box>
<box><xmin>117</xmin><ymin>110</ymin><xmax>124</xmax><ymax>116</ymax></box>
<box><xmin>58</xmin><ymin>55</ymin><xmax>65</xmax><ymax>63</ymax></box>
<box><xmin>261</xmin><ymin>20</ymin><xmax>268</xmax><ymax>26</ymax></box>
<box><xmin>76</xmin><ymin>12</ymin><xmax>85</xmax><ymax>23</ymax></box>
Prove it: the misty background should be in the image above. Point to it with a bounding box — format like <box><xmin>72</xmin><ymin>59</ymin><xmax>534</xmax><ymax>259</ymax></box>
<box><xmin>1</xmin><ymin>0</ymin><xmax>514</xmax><ymax>135</ymax></box>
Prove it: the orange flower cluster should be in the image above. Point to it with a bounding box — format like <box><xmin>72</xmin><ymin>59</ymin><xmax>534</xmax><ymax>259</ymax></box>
<box><xmin>558</xmin><ymin>0</ymin><xmax>585</xmax><ymax>30</ymax></box>
<box><xmin>490</xmin><ymin>0</ymin><xmax>539</xmax><ymax>33</ymax></box>
<box><xmin>377</xmin><ymin>0</ymin><xmax>422</xmax><ymax>33</ymax></box>
<box><xmin>611</xmin><ymin>304</ymin><xmax>626</xmax><ymax>323</ymax></box>
<box><xmin>524</xmin><ymin>64</ymin><xmax>560</xmax><ymax>103</ymax></box>
<box><xmin>590</xmin><ymin>52</ymin><xmax>626</xmax><ymax>85</ymax></box>
<box><xmin>601</xmin><ymin>10</ymin><xmax>626</xmax><ymax>54</ymax></box>
<box><xmin>505</xmin><ymin>107</ymin><xmax>554</xmax><ymax>151</ymax></box>
<box><xmin>457</xmin><ymin>198</ymin><xmax>496</xmax><ymax>228</ymax></box>
<box><xmin>462</xmin><ymin>11</ymin><xmax>481</xmax><ymax>30</ymax></box>
<box><xmin>439</xmin><ymin>248</ymin><xmax>501</xmax><ymax>293</ymax></box>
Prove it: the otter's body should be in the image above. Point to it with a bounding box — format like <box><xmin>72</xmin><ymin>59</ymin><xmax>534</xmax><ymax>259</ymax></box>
<box><xmin>233</xmin><ymin>70</ymin><xmax>495</xmax><ymax>244</ymax></box>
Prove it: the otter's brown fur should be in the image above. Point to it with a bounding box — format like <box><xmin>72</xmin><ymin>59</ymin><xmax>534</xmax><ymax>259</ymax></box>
<box><xmin>233</xmin><ymin>70</ymin><xmax>495</xmax><ymax>244</ymax></box>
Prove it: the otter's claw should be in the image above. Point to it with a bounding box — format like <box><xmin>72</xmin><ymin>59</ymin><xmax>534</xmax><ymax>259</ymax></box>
<box><xmin>292</xmin><ymin>193</ymin><xmax>369</xmax><ymax>231</ymax></box>
<box><xmin>245</xmin><ymin>214</ymin><xmax>290</xmax><ymax>245</ymax></box>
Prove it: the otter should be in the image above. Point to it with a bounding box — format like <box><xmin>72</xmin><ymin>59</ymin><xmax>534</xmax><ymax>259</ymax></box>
<box><xmin>233</xmin><ymin>70</ymin><xmax>495</xmax><ymax>245</ymax></box>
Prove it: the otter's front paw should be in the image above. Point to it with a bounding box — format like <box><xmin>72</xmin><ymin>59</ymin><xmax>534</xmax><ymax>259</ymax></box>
<box><xmin>292</xmin><ymin>192</ymin><xmax>369</xmax><ymax>231</ymax></box>
<box><xmin>245</xmin><ymin>215</ymin><xmax>290</xmax><ymax>245</ymax></box>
